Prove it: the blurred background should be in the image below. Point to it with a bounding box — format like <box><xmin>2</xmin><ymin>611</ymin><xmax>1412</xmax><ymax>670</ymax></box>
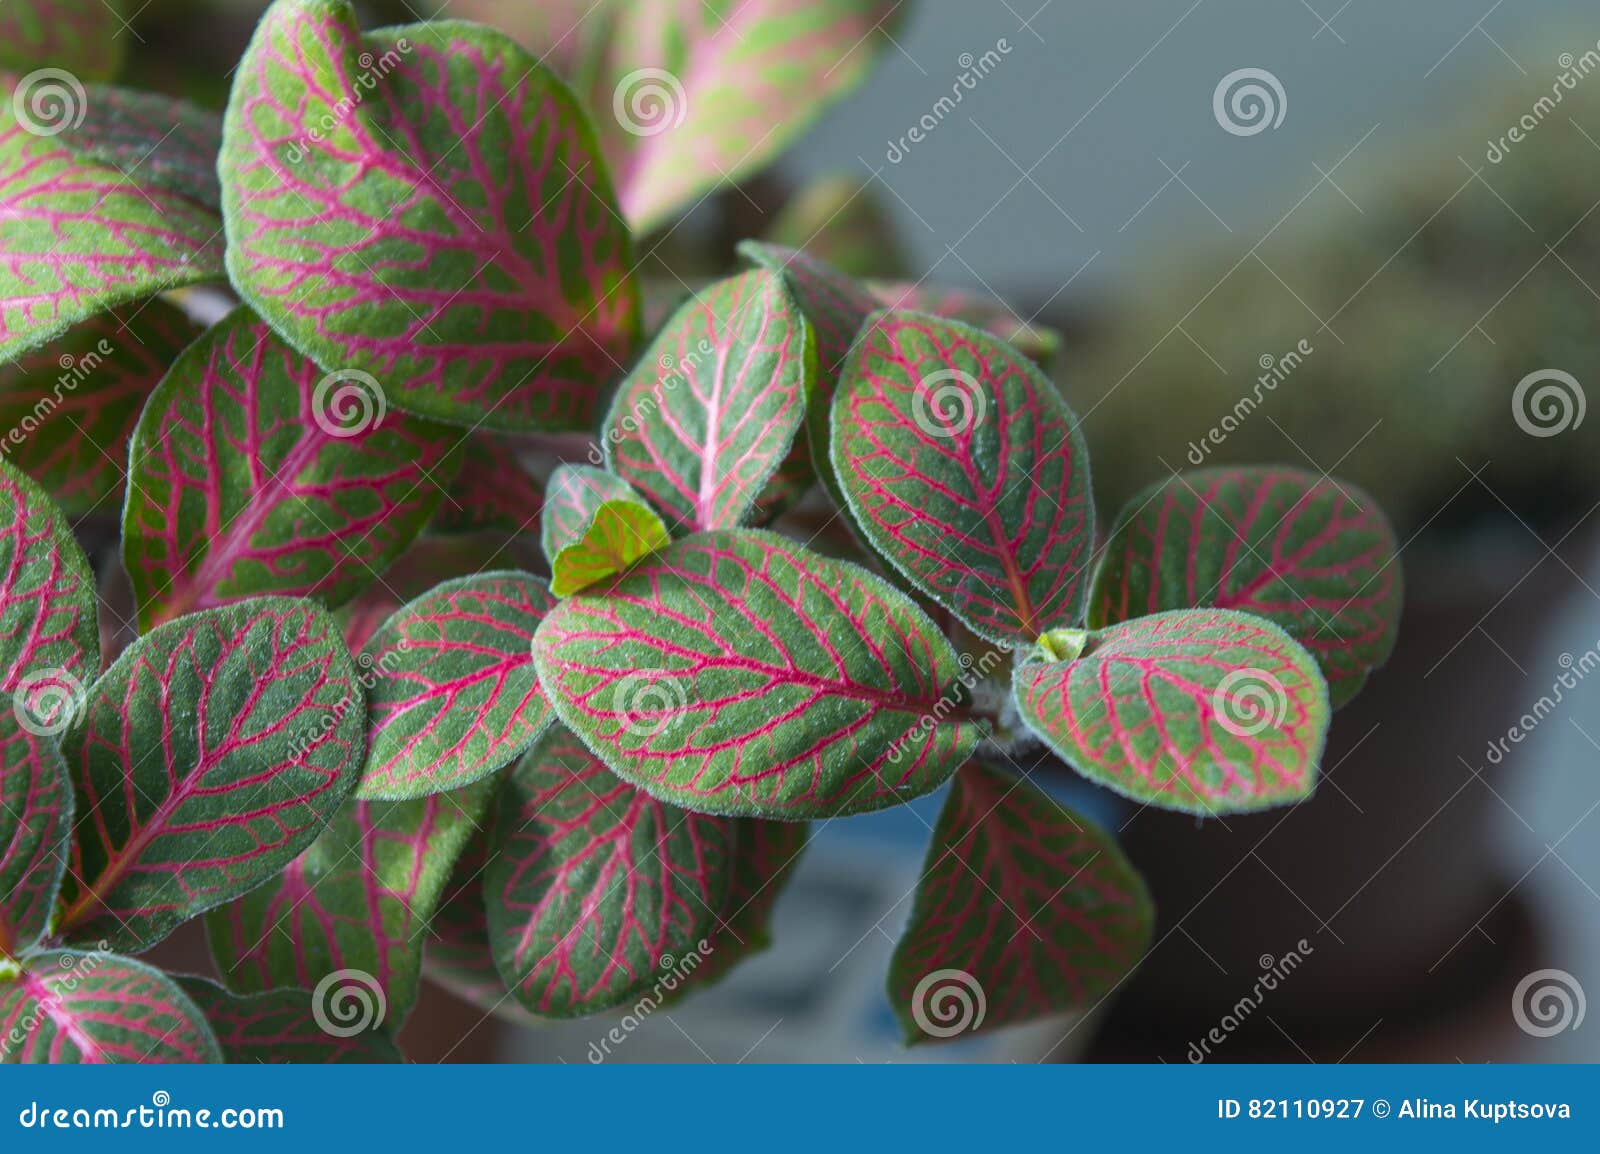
<box><xmin>121</xmin><ymin>0</ymin><xmax>1599</xmax><ymax>1061</ymax></box>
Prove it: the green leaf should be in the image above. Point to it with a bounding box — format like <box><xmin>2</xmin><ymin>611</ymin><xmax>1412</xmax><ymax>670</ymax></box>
<box><xmin>221</xmin><ymin>0</ymin><xmax>639</xmax><ymax>433</ymax></box>
<box><xmin>593</xmin><ymin>0</ymin><xmax>900</xmax><ymax>233</ymax></box>
<box><xmin>1089</xmin><ymin>468</ymin><xmax>1403</xmax><ymax>708</ymax></box>
<box><xmin>54</xmin><ymin>597</ymin><xmax>367</xmax><ymax>953</ymax></box>
<box><xmin>533</xmin><ymin>528</ymin><xmax>983</xmax><ymax>818</ymax></box>
<box><xmin>0</xmin><ymin>99</ymin><xmax>223</xmax><ymax>359</ymax></box>
<box><xmin>206</xmin><ymin>780</ymin><xmax>493</xmax><ymax>1031</ymax></box>
<box><xmin>356</xmin><ymin>572</ymin><xmax>556</xmax><ymax>800</ymax></box>
<box><xmin>175</xmin><ymin>976</ymin><xmax>405</xmax><ymax>1064</ymax></box>
<box><xmin>485</xmin><ymin>726</ymin><xmax>732</xmax><ymax>1017</ymax></box>
<box><xmin>542</xmin><ymin>464</ymin><xmax>648</xmax><ymax>564</ymax></box>
<box><xmin>424</xmin><ymin>831</ymin><xmax>540</xmax><ymax>1025</ymax></box>
<box><xmin>832</xmin><ymin>310</ymin><xmax>1095</xmax><ymax>644</ymax></box>
<box><xmin>0</xmin><ymin>457</ymin><xmax>98</xmax><ymax>732</ymax></box>
<box><xmin>551</xmin><ymin>501</ymin><xmax>671</xmax><ymax>597</ymax></box>
<box><xmin>869</xmin><ymin>282</ymin><xmax>1061</xmax><ymax>369</ymax></box>
<box><xmin>123</xmin><ymin>307</ymin><xmax>461</xmax><ymax>630</ymax></box>
<box><xmin>0</xmin><ymin>949</ymin><xmax>221</xmax><ymax>1064</ymax></box>
<box><xmin>0</xmin><ymin>299</ymin><xmax>199</xmax><ymax>515</ymax></box>
<box><xmin>688</xmin><ymin>818</ymin><xmax>807</xmax><ymax>988</ymax></box>
<box><xmin>888</xmin><ymin>762</ymin><xmax>1153</xmax><ymax>1045</ymax></box>
<box><xmin>65</xmin><ymin>86</ymin><xmax>224</xmax><ymax>210</ymax></box>
<box><xmin>0</xmin><ymin>712</ymin><xmax>73</xmax><ymax>965</ymax></box>
<box><xmin>602</xmin><ymin>270</ymin><xmax>813</xmax><ymax>533</ymax></box>
<box><xmin>1014</xmin><ymin>609</ymin><xmax>1330</xmax><ymax>816</ymax></box>
<box><xmin>0</xmin><ymin>0</ymin><xmax>125</xmax><ymax>81</ymax></box>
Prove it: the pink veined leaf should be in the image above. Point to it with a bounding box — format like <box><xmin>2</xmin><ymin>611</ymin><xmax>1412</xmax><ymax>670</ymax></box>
<box><xmin>592</xmin><ymin>0</ymin><xmax>901</xmax><ymax>233</ymax></box>
<box><xmin>429</xmin><ymin>433</ymin><xmax>543</xmax><ymax>537</ymax></box>
<box><xmin>1013</xmin><ymin>609</ymin><xmax>1330</xmax><ymax>816</ymax></box>
<box><xmin>0</xmin><ymin>104</ymin><xmax>224</xmax><ymax>360</ymax></box>
<box><xmin>533</xmin><ymin>529</ymin><xmax>984</xmax><ymax>819</ymax></box>
<box><xmin>65</xmin><ymin>85</ymin><xmax>224</xmax><ymax>211</ymax></box>
<box><xmin>687</xmin><ymin>818</ymin><xmax>808</xmax><ymax>989</ymax></box>
<box><xmin>446</xmin><ymin>0</ymin><xmax>613</xmax><ymax>81</ymax></box>
<box><xmin>831</xmin><ymin>310</ymin><xmax>1095</xmax><ymax>645</ymax></box>
<box><xmin>55</xmin><ymin>597</ymin><xmax>367</xmax><ymax>953</ymax></box>
<box><xmin>0</xmin><ymin>458</ymin><xmax>98</xmax><ymax>728</ymax></box>
<box><xmin>221</xmin><ymin>0</ymin><xmax>639</xmax><ymax>433</ymax></box>
<box><xmin>356</xmin><ymin>572</ymin><xmax>557</xmax><ymax>800</ymax></box>
<box><xmin>869</xmin><ymin>282</ymin><xmax>1061</xmax><ymax>368</ymax></box>
<box><xmin>0</xmin><ymin>0</ymin><xmax>125</xmax><ymax>81</ymax></box>
<box><xmin>1089</xmin><ymin>468</ymin><xmax>1403</xmax><ymax>709</ymax></box>
<box><xmin>542</xmin><ymin>464</ymin><xmax>651</xmax><ymax>563</ymax></box>
<box><xmin>0</xmin><ymin>949</ymin><xmax>222</xmax><ymax>1064</ymax></box>
<box><xmin>175</xmin><ymin>976</ymin><xmax>404</xmax><ymax>1063</ymax></box>
<box><xmin>424</xmin><ymin>832</ymin><xmax>541</xmax><ymax>1026</ymax></box>
<box><xmin>0</xmin><ymin>713</ymin><xmax>73</xmax><ymax>965</ymax></box>
<box><xmin>122</xmin><ymin>307</ymin><xmax>462</xmax><ymax>631</ymax></box>
<box><xmin>603</xmin><ymin>269</ymin><xmax>814</xmax><ymax>533</ymax></box>
<box><xmin>0</xmin><ymin>299</ymin><xmax>200</xmax><ymax>515</ymax></box>
<box><xmin>888</xmin><ymin>762</ymin><xmax>1153</xmax><ymax>1044</ymax></box>
<box><xmin>206</xmin><ymin>779</ymin><xmax>493</xmax><ymax>1030</ymax></box>
<box><xmin>485</xmin><ymin>726</ymin><xmax>733</xmax><ymax>1017</ymax></box>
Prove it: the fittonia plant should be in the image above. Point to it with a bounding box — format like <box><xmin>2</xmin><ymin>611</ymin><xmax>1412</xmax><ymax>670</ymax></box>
<box><xmin>0</xmin><ymin>0</ymin><xmax>1402</xmax><ymax>1063</ymax></box>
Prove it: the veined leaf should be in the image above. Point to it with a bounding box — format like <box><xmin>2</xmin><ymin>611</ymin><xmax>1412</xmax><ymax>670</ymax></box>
<box><xmin>66</xmin><ymin>86</ymin><xmax>224</xmax><ymax>210</ymax></box>
<box><xmin>425</xmin><ymin>832</ymin><xmax>539</xmax><ymax>1025</ymax></box>
<box><xmin>429</xmin><ymin>434</ymin><xmax>542</xmax><ymax>537</ymax></box>
<box><xmin>869</xmin><ymin>282</ymin><xmax>1061</xmax><ymax>368</ymax></box>
<box><xmin>690</xmin><ymin>818</ymin><xmax>807</xmax><ymax>988</ymax></box>
<box><xmin>1089</xmin><ymin>468</ymin><xmax>1402</xmax><ymax>709</ymax></box>
<box><xmin>832</xmin><ymin>310</ymin><xmax>1094</xmax><ymax>644</ymax></box>
<box><xmin>1014</xmin><ymin>609</ymin><xmax>1330</xmax><ymax>815</ymax></box>
<box><xmin>447</xmin><ymin>0</ymin><xmax>613</xmax><ymax>82</ymax></box>
<box><xmin>0</xmin><ymin>458</ymin><xmax>98</xmax><ymax>730</ymax></box>
<box><xmin>0</xmin><ymin>0</ymin><xmax>125</xmax><ymax>81</ymax></box>
<box><xmin>221</xmin><ymin>0</ymin><xmax>639</xmax><ymax>433</ymax></box>
<box><xmin>603</xmin><ymin>270</ymin><xmax>813</xmax><ymax>533</ymax></box>
<box><xmin>888</xmin><ymin>762</ymin><xmax>1153</xmax><ymax>1044</ymax></box>
<box><xmin>542</xmin><ymin>464</ymin><xmax>648</xmax><ymax>562</ymax></box>
<box><xmin>206</xmin><ymin>780</ymin><xmax>493</xmax><ymax>1030</ymax></box>
<box><xmin>594</xmin><ymin>0</ymin><xmax>899</xmax><ymax>233</ymax></box>
<box><xmin>357</xmin><ymin>572</ymin><xmax>556</xmax><ymax>800</ymax></box>
<box><xmin>0</xmin><ymin>300</ymin><xmax>199</xmax><ymax>515</ymax></box>
<box><xmin>0</xmin><ymin>106</ymin><xmax>223</xmax><ymax>360</ymax></box>
<box><xmin>486</xmin><ymin>727</ymin><xmax>732</xmax><ymax>1017</ymax></box>
<box><xmin>55</xmin><ymin>598</ymin><xmax>367</xmax><ymax>953</ymax></box>
<box><xmin>123</xmin><ymin>307</ymin><xmax>460</xmax><ymax>631</ymax></box>
<box><xmin>533</xmin><ymin>529</ymin><xmax>983</xmax><ymax>818</ymax></box>
<box><xmin>176</xmin><ymin>976</ymin><xmax>404</xmax><ymax>1064</ymax></box>
<box><xmin>0</xmin><ymin>713</ymin><xmax>73</xmax><ymax>965</ymax></box>
<box><xmin>551</xmin><ymin>501</ymin><xmax>671</xmax><ymax>597</ymax></box>
<box><xmin>0</xmin><ymin>950</ymin><xmax>221</xmax><ymax>1064</ymax></box>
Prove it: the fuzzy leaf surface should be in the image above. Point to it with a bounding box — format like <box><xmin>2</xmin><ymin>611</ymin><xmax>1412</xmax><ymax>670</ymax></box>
<box><xmin>1089</xmin><ymin>468</ymin><xmax>1402</xmax><ymax>708</ymax></box>
<box><xmin>888</xmin><ymin>762</ymin><xmax>1153</xmax><ymax>1043</ymax></box>
<box><xmin>123</xmin><ymin>307</ymin><xmax>459</xmax><ymax>630</ymax></box>
<box><xmin>550</xmin><ymin>501</ymin><xmax>671</xmax><ymax>598</ymax></box>
<box><xmin>1014</xmin><ymin>609</ymin><xmax>1329</xmax><ymax>815</ymax></box>
<box><xmin>542</xmin><ymin>464</ymin><xmax>648</xmax><ymax>563</ymax></box>
<box><xmin>0</xmin><ymin>713</ymin><xmax>73</xmax><ymax>962</ymax></box>
<box><xmin>832</xmin><ymin>310</ymin><xmax>1094</xmax><ymax>643</ymax></box>
<box><xmin>55</xmin><ymin>598</ymin><xmax>366</xmax><ymax>952</ymax></box>
<box><xmin>534</xmin><ymin>529</ymin><xmax>982</xmax><ymax>818</ymax></box>
<box><xmin>357</xmin><ymin>572</ymin><xmax>556</xmax><ymax>800</ymax></box>
<box><xmin>221</xmin><ymin>0</ymin><xmax>638</xmax><ymax>432</ymax></box>
<box><xmin>176</xmin><ymin>976</ymin><xmax>404</xmax><ymax>1063</ymax></box>
<box><xmin>486</xmin><ymin>727</ymin><xmax>731</xmax><ymax>1017</ymax></box>
<box><xmin>869</xmin><ymin>282</ymin><xmax>1061</xmax><ymax>368</ymax></box>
